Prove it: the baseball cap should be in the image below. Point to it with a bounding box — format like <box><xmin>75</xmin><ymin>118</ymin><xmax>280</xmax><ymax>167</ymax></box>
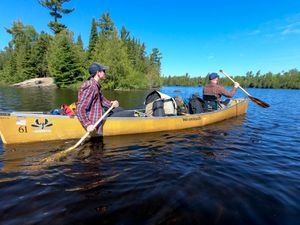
<box><xmin>208</xmin><ymin>72</ymin><xmax>219</xmax><ymax>80</ymax></box>
<box><xmin>88</xmin><ymin>63</ymin><xmax>109</xmax><ymax>76</ymax></box>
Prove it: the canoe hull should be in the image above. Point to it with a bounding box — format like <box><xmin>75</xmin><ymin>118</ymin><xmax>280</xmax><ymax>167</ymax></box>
<box><xmin>0</xmin><ymin>98</ymin><xmax>248</xmax><ymax>145</ymax></box>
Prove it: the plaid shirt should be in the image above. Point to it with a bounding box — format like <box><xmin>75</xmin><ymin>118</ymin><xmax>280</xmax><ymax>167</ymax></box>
<box><xmin>203</xmin><ymin>83</ymin><xmax>237</xmax><ymax>103</ymax></box>
<box><xmin>76</xmin><ymin>78</ymin><xmax>112</xmax><ymax>134</ymax></box>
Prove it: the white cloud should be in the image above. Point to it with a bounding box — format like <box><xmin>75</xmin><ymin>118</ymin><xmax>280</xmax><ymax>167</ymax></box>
<box><xmin>280</xmin><ymin>16</ymin><xmax>300</xmax><ymax>35</ymax></box>
<box><xmin>271</xmin><ymin>13</ymin><xmax>300</xmax><ymax>36</ymax></box>
<box><xmin>231</xmin><ymin>13</ymin><xmax>300</xmax><ymax>39</ymax></box>
<box><xmin>281</xmin><ymin>28</ymin><xmax>300</xmax><ymax>35</ymax></box>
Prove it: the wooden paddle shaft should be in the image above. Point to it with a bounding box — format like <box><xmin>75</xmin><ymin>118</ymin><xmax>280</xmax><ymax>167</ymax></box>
<box><xmin>219</xmin><ymin>70</ymin><xmax>252</xmax><ymax>97</ymax></box>
<box><xmin>42</xmin><ymin>105</ymin><xmax>115</xmax><ymax>163</ymax></box>
<box><xmin>69</xmin><ymin>105</ymin><xmax>114</xmax><ymax>150</ymax></box>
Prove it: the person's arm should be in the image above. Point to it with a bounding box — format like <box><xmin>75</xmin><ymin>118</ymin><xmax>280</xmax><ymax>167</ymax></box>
<box><xmin>76</xmin><ymin>83</ymin><xmax>95</xmax><ymax>128</ymax></box>
<box><xmin>101</xmin><ymin>94</ymin><xmax>119</xmax><ymax>108</ymax></box>
<box><xmin>101</xmin><ymin>95</ymin><xmax>112</xmax><ymax>108</ymax></box>
<box><xmin>219</xmin><ymin>85</ymin><xmax>238</xmax><ymax>98</ymax></box>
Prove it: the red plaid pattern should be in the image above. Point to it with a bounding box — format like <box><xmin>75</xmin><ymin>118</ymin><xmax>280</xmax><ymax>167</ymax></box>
<box><xmin>76</xmin><ymin>79</ymin><xmax>112</xmax><ymax>134</ymax></box>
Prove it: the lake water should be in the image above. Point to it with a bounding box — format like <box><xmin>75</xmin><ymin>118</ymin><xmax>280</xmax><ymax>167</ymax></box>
<box><xmin>0</xmin><ymin>86</ymin><xmax>299</xmax><ymax>225</ymax></box>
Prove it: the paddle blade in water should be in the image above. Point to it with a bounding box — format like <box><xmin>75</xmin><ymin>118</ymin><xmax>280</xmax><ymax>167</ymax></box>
<box><xmin>41</xmin><ymin>145</ymin><xmax>76</xmax><ymax>163</ymax></box>
<box><xmin>249</xmin><ymin>96</ymin><xmax>270</xmax><ymax>108</ymax></box>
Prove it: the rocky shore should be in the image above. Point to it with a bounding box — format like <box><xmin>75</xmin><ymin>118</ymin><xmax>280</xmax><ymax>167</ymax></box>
<box><xmin>11</xmin><ymin>78</ymin><xmax>56</xmax><ymax>88</ymax></box>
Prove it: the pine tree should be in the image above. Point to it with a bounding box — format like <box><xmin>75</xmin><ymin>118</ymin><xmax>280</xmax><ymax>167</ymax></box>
<box><xmin>76</xmin><ymin>34</ymin><xmax>84</xmax><ymax>50</ymax></box>
<box><xmin>75</xmin><ymin>34</ymin><xmax>87</xmax><ymax>78</ymax></box>
<box><xmin>47</xmin><ymin>30</ymin><xmax>84</xmax><ymax>87</ymax></box>
<box><xmin>5</xmin><ymin>21</ymin><xmax>38</xmax><ymax>83</ymax></box>
<box><xmin>147</xmin><ymin>48</ymin><xmax>162</xmax><ymax>87</ymax></box>
<box><xmin>120</xmin><ymin>26</ymin><xmax>130</xmax><ymax>43</ymax></box>
<box><xmin>98</xmin><ymin>12</ymin><xmax>116</xmax><ymax>36</ymax></box>
<box><xmin>92</xmin><ymin>13</ymin><xmax>134</xmax><ymax>89</ymax></box>
<box><xmin>38</xmin><ymin>0</ymin><xmax>74</xmax><ymax>34</ymax></box>
<box><xmin>0</xmin><ymin>48</ymin><xmax>15</xmax><ymax>83</ymax></box>
<box><xmin>32</xmin><ymin>32</ymin><xmax>52</xmax><ymax>77</ymax></box>
<box><xmin>87</xmin><ymin>17</ymin><xmax>98</xmax><ymax>60</ymax></box>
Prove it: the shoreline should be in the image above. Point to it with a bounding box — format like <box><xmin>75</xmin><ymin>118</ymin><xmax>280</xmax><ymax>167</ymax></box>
<box><xmin>11</xmin><ymin>78</ymin><xmax>57</xmax><ymax>88</ymax></box>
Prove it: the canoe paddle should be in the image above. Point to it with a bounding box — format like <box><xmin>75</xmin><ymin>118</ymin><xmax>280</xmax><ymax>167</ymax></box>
<box><xmin>42</xmin><ymin>105</ymin><xmax>114</xmax><ymax>163</ymax></box>
<box><xmin>219</xmin><ymin>69</ymin><xmax>270</xmax><ymax>108</ymax></box>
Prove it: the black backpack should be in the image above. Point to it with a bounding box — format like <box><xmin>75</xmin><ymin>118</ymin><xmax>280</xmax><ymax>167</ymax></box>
<box><xmin>188</xmin><ymin>93</ymin><xmax>205</xmax><ymax>114</ymax></box>
<box><xmin>203</xmin><ymin>95</ymin><xmax>218</xmax><ymax>112</ymax></box>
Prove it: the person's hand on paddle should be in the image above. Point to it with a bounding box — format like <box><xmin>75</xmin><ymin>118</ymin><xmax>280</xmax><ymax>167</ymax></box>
<box><xmin>86</xmin><ymin>102</ymin><xmax>117</xmax><ymax>133</ymax></box>
<box><xmin>234</xmin><ymin>82</ymin><xmax>240</xmax><ymax>88</ymax></box>
<box><xmin>111</xmin><ymin>100</ymin><xmax>119</xmax><ymax>108</ymax></box>
<box><xmin>220</xmin><ymin>70</ymin><xmax>269</xmax><ymax>108</ymax></box>
<box><xmin>86</xmin><ymin>124</ymin><xmax>95</xmax><ymax>132</ymax></box>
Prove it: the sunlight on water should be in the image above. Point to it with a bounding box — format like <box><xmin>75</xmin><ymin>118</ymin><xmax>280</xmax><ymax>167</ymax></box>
<box><xmin>0</xmin><ymin>87</ymin><xmax>300</xmax><ymax>224</ymax></box>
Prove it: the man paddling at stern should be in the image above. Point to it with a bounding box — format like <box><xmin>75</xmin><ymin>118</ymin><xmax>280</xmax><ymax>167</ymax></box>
<box><xmin>76</xmin><ymin>63</ymin><xmax>119</xmax><ymax>134</ymax></box>
<box><xmin>203</xmin><ymin>72</ymin><xmax>240</xmax><ymax>107</ymax></box>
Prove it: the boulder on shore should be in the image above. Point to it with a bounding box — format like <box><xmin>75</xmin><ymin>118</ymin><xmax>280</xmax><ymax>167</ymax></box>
<box><xmin>11</xmin><ymin>78</ymin><xmax>56</xmax><ymax>88</ymax></box>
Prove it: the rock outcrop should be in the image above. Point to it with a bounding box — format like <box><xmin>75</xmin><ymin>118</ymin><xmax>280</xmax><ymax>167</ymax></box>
<box><xmin>11</xmin><ymin>78</ymin><xmax>56</xmax><ymax>88</ymax></box>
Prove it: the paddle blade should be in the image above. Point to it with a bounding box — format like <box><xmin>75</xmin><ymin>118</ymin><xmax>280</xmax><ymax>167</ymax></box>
<box><xmin>249</xmin><ymin>96</ymin><xmax>270</xmax><ymax>108</ymax></box>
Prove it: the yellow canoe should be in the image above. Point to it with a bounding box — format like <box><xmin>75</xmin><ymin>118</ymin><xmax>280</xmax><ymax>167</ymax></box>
<box><xmin>0</xmin><ymin>98</ymin><xmax>248</xmax><ymax>145</ymax></box>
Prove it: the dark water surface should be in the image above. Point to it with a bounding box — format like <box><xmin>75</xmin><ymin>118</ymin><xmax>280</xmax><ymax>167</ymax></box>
<box><xmin>0</xmin><ymin>86</ymin><xmax>300</xmax><ymax>225</ymax></box>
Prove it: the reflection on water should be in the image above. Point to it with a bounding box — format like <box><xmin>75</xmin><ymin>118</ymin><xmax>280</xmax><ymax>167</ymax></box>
<box><xmin>0</xmin><ymin>86</ymin><xmax>149</xmax><ymax>111</ymax></box>
<box><xmin>0</xmin><ymin>86</ymin><xmax>60</xmax><ymax>111</ymax></box>
<box><xmin>1</xmin><ymin>116</ymin><xmax>246</xmax><ymax>173</ymax></box>
<box><xmin>1</xmin><ymin>87</ymin><xmax>300</xmax><ymax>225</ymax></box>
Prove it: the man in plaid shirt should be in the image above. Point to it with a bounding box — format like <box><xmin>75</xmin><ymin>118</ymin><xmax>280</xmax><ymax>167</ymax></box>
<box><xmin>76</xmin><ymin>63</ymin><xmax>119</xmax><ymax>134</ymax></box>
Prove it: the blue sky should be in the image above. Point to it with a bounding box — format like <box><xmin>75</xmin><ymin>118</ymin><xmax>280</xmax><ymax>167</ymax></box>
<box><xmin>0</xmin><ymin>0</ymin><xmax>300</xmax><ymax>77</ymax></box>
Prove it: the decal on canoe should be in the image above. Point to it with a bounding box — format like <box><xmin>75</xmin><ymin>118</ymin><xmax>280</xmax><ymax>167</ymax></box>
<box><xmin>31</xmin><ymin>118</ymin><xmax>53</xmax><ymax>132</ymax></box>
<box><xmin>182</xmin><ymin>116</ymin><xmax>202</xmax><ymax>122</ymax></box>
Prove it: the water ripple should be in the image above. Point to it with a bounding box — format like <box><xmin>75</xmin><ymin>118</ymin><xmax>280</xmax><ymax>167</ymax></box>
<box><xmin>1</xmin><ymin>88</ymin><xmax>300</xmax><ymax>224</ymax></box>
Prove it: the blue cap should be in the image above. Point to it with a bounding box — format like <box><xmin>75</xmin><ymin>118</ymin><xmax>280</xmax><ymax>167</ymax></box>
<box><xmin>88</xmin><ymin>63</ymin><xmax>109</xmax><ymax>75</ymax></box>
<box><xmin>209</xmin><ymin>72</ymin><xmax>219</xmax><ymax>80</ymax></box>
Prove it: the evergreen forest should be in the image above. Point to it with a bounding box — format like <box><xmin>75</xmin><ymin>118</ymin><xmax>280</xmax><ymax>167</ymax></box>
<box><xmin>0</xmin><ymin>0</ymin><xmax>161</xmax><ymax>89</ymax></box>
<box><xmin>0</xmin><ymin>0</ymin><xmax>299</xmax><ymax>89</ymax></box>
<box><xmin>162</xmin><ymin>69</ymin><xmax>300</xmax><ymax>89</ymax></box>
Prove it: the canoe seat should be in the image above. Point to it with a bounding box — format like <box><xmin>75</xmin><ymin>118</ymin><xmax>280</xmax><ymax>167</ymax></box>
<box><xmin>203</xmin><ymin>95</ymin><xmax>219</xmax><ymax>111</ymax></box>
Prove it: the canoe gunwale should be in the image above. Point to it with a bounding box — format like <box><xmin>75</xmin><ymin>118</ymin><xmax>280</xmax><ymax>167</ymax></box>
<box><xmin>2</xmin><ymin>97</ymin><xmax>248</xmax><ymax>121</ymax></box>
